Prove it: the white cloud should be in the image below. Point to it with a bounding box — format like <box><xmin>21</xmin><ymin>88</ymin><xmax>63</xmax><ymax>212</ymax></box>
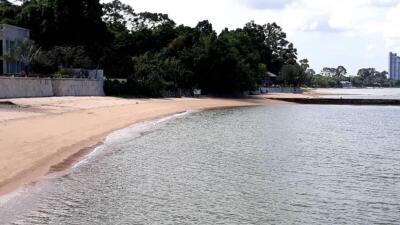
<box><xmin>383</xmin><ymin>4</ymin><xmax>400</xmax><ymax>52</ymax></box>
<box><xmin>239</xmin><ymin>0</ymin><xmax>295</xmax><ymax>9</ymax></box>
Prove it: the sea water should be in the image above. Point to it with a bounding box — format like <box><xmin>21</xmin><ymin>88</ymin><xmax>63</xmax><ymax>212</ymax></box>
<box><xmin>1</xmin><ymin>104</ymin><xmax>400</xmax><ymax>224</ymax></box>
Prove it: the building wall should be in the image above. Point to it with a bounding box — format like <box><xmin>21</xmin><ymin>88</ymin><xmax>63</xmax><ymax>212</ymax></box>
<box><xmin>389</xmin><ymin>53</ymin><xmax>394</xmax><ymax>79</ymax></box>
<box><xmin>398</xmin><ymin>60</ymin><xmax>400</xmax><ymax>80</ymax></box>
<box><xmin>389</xmin><ymin>52</ymin><xmax>400</xmax><ymax>80</ymax></box>
<box><xmin>0</xmin><ymin>24</ymin><xmax>30</xmax><ymax>75</ymax></box>
<box><xmin>0</xmin><ymin>77</ymin><xmax>104</xmax><ymax>99</ymax></box>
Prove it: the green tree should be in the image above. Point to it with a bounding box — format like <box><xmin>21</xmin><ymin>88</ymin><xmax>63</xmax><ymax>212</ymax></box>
<box><xmin>0</xmin><ymin>0</ymin><xmax>20</xmax><ymax>24</ymax></box>
<box><xmin>310</xmin><ymin>74</ymin><xmax>338</xmax><ymax>88</ymax></box>
<box><xmin>203</xmin><ymin>30</ymin><xmax>265</xmax><ymax>94</ymax></box>
<box><xmin>321</xmin><ymin>67</ymin><xmax>337</xmax><ymax>77</ymax></box>
<box><xmin>4</xmin><ymin>39</ymin><xmax>41</xmax><ymax>75</ymax></box>
<box><xmin>352</xmin><ymin>68</ymin><xmax>389</xmax><ymax>87</ymax></box>
<box><xmin>280</xmin><ymin>64</ymin><xmax>303</xmax><ymax>87</ymax></box>
<box><xmin>131</xmin><ymin>53</ymin><xmax>168</xmax><ymax>97</ymax></box>
<box><xmin>336</xmin><ymin>66</ymin><xmax>347</xmax><ymax>77</ymax></box>
<box><xmin>17</xmin><ymin>0</ymin><xmax>111</xmax><ymax>65</ymax></box>
<box><xmin>102</xmin><ymin>0</ymin><xmax>135</xmax><ymax>27</ymax></box>
<box><xmin>243</xmin><ymin>21</ymin><xmax>297</xmax><ymax>75</ymax></box>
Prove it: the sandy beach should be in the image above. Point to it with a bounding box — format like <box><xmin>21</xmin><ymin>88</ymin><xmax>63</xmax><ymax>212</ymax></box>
<box><xmin>0</xmin><ymin>96</ymin><xmax>277</xmax><ymax>196</ymax></box>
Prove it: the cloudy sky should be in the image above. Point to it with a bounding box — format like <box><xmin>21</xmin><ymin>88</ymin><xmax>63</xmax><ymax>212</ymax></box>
<box><xmin>108</xmin><ymin>0</ymin><xmax>400</xmax><ymax>75</ymax></box>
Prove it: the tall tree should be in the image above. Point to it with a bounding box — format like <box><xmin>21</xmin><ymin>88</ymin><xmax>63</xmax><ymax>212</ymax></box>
<box><xmin>102</xmin><ymin>0</ymin><xmax>135</xmax><ymax>27</ymax></box>
<box><xmin>321</xmin><ymin>67</ymin><xmax>337</xmax><ymax>77</ymax></box>
<box><xmin>17</xmin><ymin>0</ymin><xmax>111</xmax><ymax>64</ymax></box>
<box><xmin>280</xmin><ymin>64</ymin><xmax>303</xmax><ymax>87</ymax></box>
<box><xmin>336</xmin><ymin>66</ymin><xmax>347</xmax><ymax>77</ymax></box>
<box><xmin>243</xmin><ymin>21</ymin><xmax>297</xmax><ymax>75</ymax></box>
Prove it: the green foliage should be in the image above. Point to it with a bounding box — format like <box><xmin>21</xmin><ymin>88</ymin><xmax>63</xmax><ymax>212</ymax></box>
<box><xmin>0</xmin><ymin>0</ymin><xmax>20</xmax><ymax>24</ymax></box>
<box><xmin>30</xmin><ymin>46</ymin><xmax>94</xmax><ymax>75</ymax></box>
<box><xmin>131</xmin><ymin>53</ymin><xmax>168</xmax><ymax>97</ymax></box>
<box><xmin>310</xmin><ymin>75</ymin><xmax>338</xmax><ymax>88</ymax></box>
<box><xmin>2</xmin><ymin>0</ymin><xmax>304</xmax><ymax>96</ymax></box>
<box><xmin>243</xmin><ymin>21</ymin><xmax>297</xmax><ymax>75</ymax></box>
<box><xmin>309</xmin><ymin>66</ymin><xmax>391</xmax><ymax>88</ymax></box>
<box><xmin>355</xmin><ymin>68</ymin><xmax>390</xmax><ymax>87</ymax></box>
<box><xmin>102</xmin><ymin>0</ymin><xmax>135</xmax><ymax>27</ymax></box>
<box><xmin>4</xmin><ymin>39</ymin><xmax>41</xmax><ymax>75</ymax></box>
<box><xmin>47</xmin><ymin>46</ymin><xmax>93</xmax><ymax>69</ymax></box>
<box><xmin>197</xmin><ymin>30</ymin><xmax>264</xmax><ymax>93</ymax></box>
<box><xmin>280</xmin><ymin>64</ymin><xmax>304</xmax><ymax>87</ymax></box>
<box><xmin>15</xmin><ymin>0</ymin><xmax>111</xmax><ymax>64</ymax></box>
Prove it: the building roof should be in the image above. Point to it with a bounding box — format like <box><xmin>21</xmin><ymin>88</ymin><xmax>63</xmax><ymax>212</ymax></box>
<box><xmin>0</xmin><ymin>24</ymin><xmax>30</xmax><ymax>31</ymax></box>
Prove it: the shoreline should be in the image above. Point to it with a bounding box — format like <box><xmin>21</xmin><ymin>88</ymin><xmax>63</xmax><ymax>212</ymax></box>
<box><xmin>48</xmin><ymin>110</ymin><xmax>191</xmax><ymax>174</ymax></box>
<box><xmin>0</xmin><ymin>97</ymin><xmax>277</xmax><ymax>197</ymax></box>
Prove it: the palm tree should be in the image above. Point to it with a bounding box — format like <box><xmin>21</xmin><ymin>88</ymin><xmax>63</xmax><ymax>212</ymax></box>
<box><xmin>5</xmin><ymin>39</ymin><xmax>41</xmax><ymax>75</ymax></box>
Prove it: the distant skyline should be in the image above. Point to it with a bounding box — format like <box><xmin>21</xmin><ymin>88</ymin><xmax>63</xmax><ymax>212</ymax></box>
<box><xmin>102</xmin><ymin>0</ymin><xmax>400</xmax><ymax>75</ymax></box>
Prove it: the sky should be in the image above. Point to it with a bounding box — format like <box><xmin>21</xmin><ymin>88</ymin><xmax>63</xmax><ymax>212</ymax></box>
<box><xmin>103</xmin><ymin>0</ymin><xmax>400</xmax><ymax>75</ymax></box>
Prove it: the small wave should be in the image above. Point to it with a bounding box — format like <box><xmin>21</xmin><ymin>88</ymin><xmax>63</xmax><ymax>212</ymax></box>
<box><xmin>72</xmin><ymin>110</ymin><xmax>197</xmax><ymax>169</ymax></box>
<box><xmin>0</xmin><ymin>110</ymin><xmax>196</xmax><ymax>206</ymax></box>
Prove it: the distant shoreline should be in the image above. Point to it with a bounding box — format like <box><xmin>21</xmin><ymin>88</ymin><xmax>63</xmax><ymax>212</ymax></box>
<box><xmin>265</xmin><ymin>88</ymin><xmax>400</xmax><ymax>105</ymax></box>
<box><xmin>268</xmin><ymin>97</ymin><xmax>400</xmax><ymax>105</ymax></box>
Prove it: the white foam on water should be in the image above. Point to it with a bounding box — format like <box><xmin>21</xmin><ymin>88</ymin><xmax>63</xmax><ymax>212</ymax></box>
<box><xmin>0</xmin><ymin>110</ymin><xmax>197</xmax><ymax>206</ymax></box>
<box><xmin>72</xmin><ymin>110</ymin><xmax>197</xmax><ymax>168</ymax></box>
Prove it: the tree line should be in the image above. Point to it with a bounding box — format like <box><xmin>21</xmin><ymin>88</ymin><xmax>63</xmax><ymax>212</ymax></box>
<box><xmin>308</xmin><ymin>66</ymin><xmax>399</xmax><ymax>88</ymax></box>
<box><xmin>1</xmin><ymin>0</ymin><xmax>310</xmax><ymax>96</ymax></box>
<box><xmin>2</xmin><ymin>0</ymin><xmax>395</xmax><ymax>97</ymax></box>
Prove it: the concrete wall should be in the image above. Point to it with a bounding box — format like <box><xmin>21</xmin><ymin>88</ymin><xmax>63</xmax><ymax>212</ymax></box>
<box><xmin>0</xmin><ymin>77</ymin><xmax>53</xmax><ymax>98</ymax></box>
<box><xmin>52</xmin><ymin>79</ymin><xmax>104</xmax><ymax>97</ymax></box>
<box><xmin>0</xmin><ymin>77</ymin><xmax>104</xmax><ymax>98</ymax></box>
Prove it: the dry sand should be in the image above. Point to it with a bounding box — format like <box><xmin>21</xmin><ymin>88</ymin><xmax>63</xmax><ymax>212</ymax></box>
<box><xmin>0</xmin><ymin>96</ymin><xmax>276</xmax><ymax>196</ymax></box>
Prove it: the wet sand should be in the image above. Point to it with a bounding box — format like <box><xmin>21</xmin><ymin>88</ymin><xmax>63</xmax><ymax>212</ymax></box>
<box><xmin>0</xmin><ymin>96</ymin><xmax>276</xmax><ymax>196</ymax></box>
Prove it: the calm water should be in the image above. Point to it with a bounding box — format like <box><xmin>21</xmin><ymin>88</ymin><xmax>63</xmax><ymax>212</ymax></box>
<box><xmin>316</xmin><ymin>88</ymin><xmax>400</xmax><ymax>99</ymax></box>
<box><xmin>1</xmin><ymin>104</ymin><xmax>400</xmax><ymax>224</ymax></box>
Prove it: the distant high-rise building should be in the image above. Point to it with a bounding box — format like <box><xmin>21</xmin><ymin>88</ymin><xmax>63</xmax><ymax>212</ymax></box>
<box><xmin>389</xmin><ymin>52</ymin><xmax>400</xmax><ymax>80</ymax></box>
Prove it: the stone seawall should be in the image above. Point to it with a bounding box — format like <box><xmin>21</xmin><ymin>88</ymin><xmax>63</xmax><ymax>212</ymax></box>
<box><xmin>0</xmin><ymin>77</ymin><xmax>104</xmax><ymax>98</ymax></box>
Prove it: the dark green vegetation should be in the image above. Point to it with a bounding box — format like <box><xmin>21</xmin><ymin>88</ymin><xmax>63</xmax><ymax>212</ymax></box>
<box><xmin>309</xmin><ymin>66</ymin><xmax>398</xmax><ymax>88</ymax></box>
<box><xmin>1</xmin><ymin>0</ymin><xmax>309</xmax><ymax>96</ymax></box>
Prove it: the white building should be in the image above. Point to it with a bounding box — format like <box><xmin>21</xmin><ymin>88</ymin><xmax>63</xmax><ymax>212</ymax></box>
<box><xmin>0</xmin><ymin>24</ymin><xmax>30</xmax><ymax>75</ymax></box>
